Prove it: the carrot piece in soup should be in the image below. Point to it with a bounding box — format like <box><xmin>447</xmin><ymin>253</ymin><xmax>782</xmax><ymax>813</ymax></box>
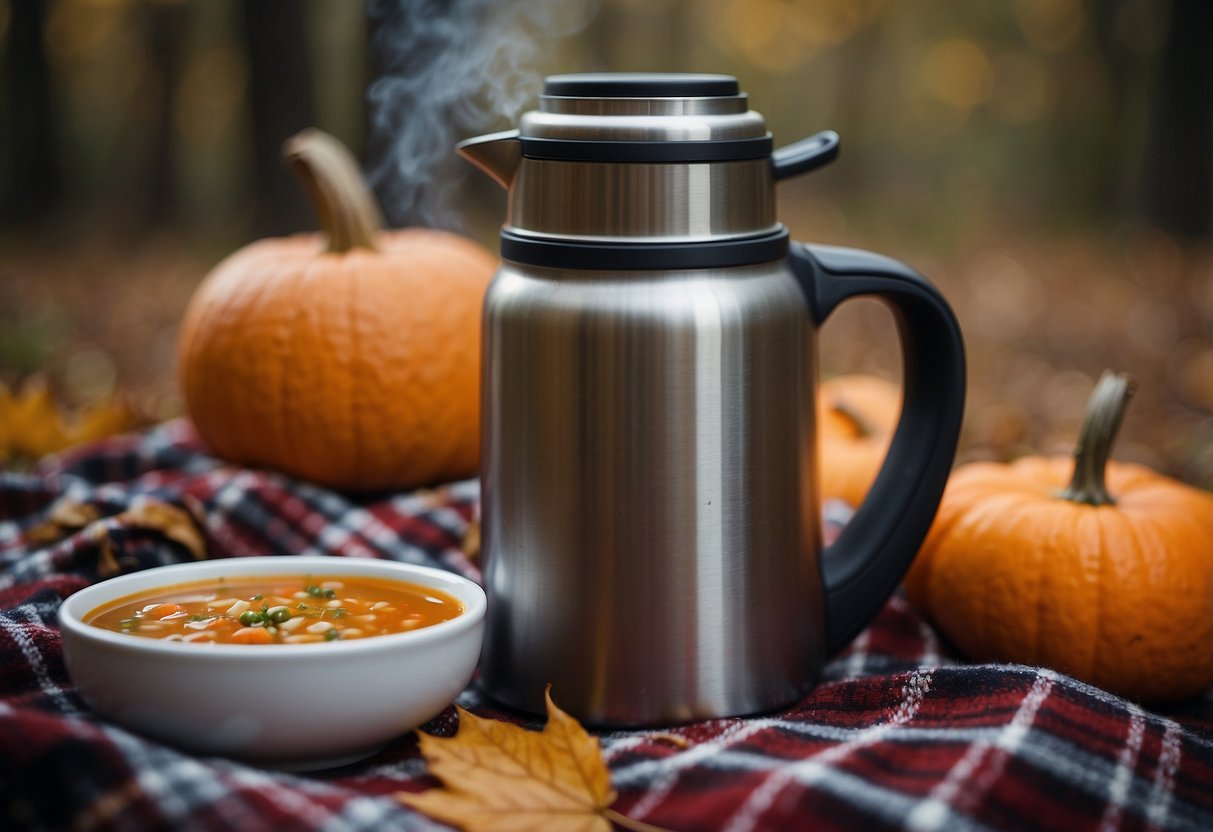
<box><xmin>230</xmin><ymin>627</ymin><xmax>274</xmax><ymax>644</ymax></box>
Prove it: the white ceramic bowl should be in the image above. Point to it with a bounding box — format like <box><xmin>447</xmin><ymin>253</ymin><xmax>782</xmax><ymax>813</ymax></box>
<box><xmin>59</xmin><ymin>556</ymin><xmax>485</xmax><ymax>770</ymax></box>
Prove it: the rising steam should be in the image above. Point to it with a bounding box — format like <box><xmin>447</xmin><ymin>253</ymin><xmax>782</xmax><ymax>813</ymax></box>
<box><xmin>366</xmin><ymin>0</ymin><xmax>597</xmax><ymax>229</ymax></box>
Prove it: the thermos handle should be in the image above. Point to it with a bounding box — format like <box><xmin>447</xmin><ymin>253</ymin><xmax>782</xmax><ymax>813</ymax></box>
<box><xmin>789</xmin><ymin>242</ymin><xmax>966</xmax><ymax>654</ymax></box>
<box><xmin>771</xmin><ymin>131</ymin><xmax>840</xmax><ymax>181</ymax></box>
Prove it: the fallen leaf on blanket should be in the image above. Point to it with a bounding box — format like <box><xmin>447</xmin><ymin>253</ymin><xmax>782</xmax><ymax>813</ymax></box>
<box><xmin>114</xmin><ymin>499</ymin><xmax>208</xmax><ymax>561</ymax></box>
<box><xmin>0</xmin><ymin>376</ymin><xmax>136</xmax><ymax>464</ymax></box>
<box><xmin>399</xmin><ymin>687</ymin><xmax>668</xmax><ymax>832</ymax></box>
<box><xmin>96</xmin><ymin>533</ymin><xmax>124</xmax><ymax>578</ymax></box>
<box><xmin>461</xmin><ymin>518</ymin><xmax>480</xmax><ymax>562</ymax></box>
<box><xmin>26</xmin><ymin>498</ymin><xmax>104</xmax><ymax>544</ymax></box>
<box><xmin>26</xmin><ymin>495</ymin><xmax>206</xmax><ymax>569</ymax></box>
<box><xmin>92</xmin><ymin>500</ymin><xmax>206</xmax><ymax>576</ymax></box>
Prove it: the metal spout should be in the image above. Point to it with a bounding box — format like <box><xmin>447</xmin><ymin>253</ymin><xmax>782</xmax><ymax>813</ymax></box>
<box><xmin>456</xmin><ymin>129</ymin><xmax>521</xmax><ymax>189</ymax></box>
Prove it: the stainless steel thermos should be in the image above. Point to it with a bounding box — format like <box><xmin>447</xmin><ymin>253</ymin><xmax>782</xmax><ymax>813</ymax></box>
<box><xmin>459</xmin><ymin>73</ymin><xmax>965</xmax><ymax>725</ymax></box>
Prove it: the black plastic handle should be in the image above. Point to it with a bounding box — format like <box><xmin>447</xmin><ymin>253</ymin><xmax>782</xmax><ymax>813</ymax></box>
<box><xmin>790</xmin><ymin>242</ymin><xmax>966</xmax><ymax>654</ymax></box>
<box><xmin>771</xmin><ymin>131</ymin><xmax>840</xmax><ymax>181</ymax></box>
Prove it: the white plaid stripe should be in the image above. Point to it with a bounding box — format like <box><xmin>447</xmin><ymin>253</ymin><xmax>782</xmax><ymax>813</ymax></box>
<box><xmin>907</xmin><ymin>669</ymin><xmax>1055</xmax><ymax>830</ymax></box>
<box><xmin>1146</xmin><ymin>720</ymin><xmax>1183</xmax><ymax>832</ymax></box>
<box><xmin>623</xmin><ymin>718</ymin><xmax>781</xmax><ymax>820</ymax></box>
<box><xmin>755</xmin><ymin>718</ymin><xmax>1003</xmax><ymax>746</ymax></box>
<box><xmin>293</xmin><ymin>483</ymin><xmax>460</xmax><ymax>564</ymax></box>
<box><xmin>602</xmin><ymin>733</ymin><xmax>665</xmax><ymax>762</ymax></box>
<box><xmin>1015</xmin><ymin>726</ymin><xmax>1211</xmax><ymax>829</ymax></box>
<box><xmin>622</xmin><ymin>741</ymin><xmax>994</xmax><ymax>831</ymax></box>
<box><xmin>608</xmin><ymin>668</ymin><xmax>1209</xmax><ymax>830</ymax></box>
<box><xmin>1099</xmin><ymin>704</ymin><xmax>1147</xmax><ymax>832</ymax></box>
<box><xmin>324</xmin><ymin>796</ymin><xmax>444</xmax><ymax>832</ymax></box>
<box><xmin>76</xmin><ymin>730</ymin><xmax>348</xmax><ymax>830</ymax></box>
<box><xmin>105</xmin><ymin>744</ymin><xmax>238</xmax><ymax>831</ymax></box>
<box><xmin>0</xmin><ymin>603</ymin><xmax>81</xmax><ymax>716</ymax></box>
<box><xmin>222</xmin><ymin>766</ymin><xmax>351</xmax><ymax>829</ymax></box>
<box><xmin>209</xmin><ymin>471</ymin><xmax>276</xmax><ymax>552</ymax></box>
<box><xmin>0</xmin><ymin>546</ymin><xmax>60</xmax><ymax>589</ymax></box>
<box><xmin>840</xmin><ymin>624</ymin><xmax>872</xmax><ymax>679</ymax></box>
<box><xmin>791</xmin><ymin>762</ymin><xmax>994</xmax><ymax>832</ymax></box>
<box><xmin>722</xmin><ymin>669</ymin><xmax>934</xmax><ymax>832</ymax></box>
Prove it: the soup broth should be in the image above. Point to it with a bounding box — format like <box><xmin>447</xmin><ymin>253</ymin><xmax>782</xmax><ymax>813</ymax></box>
<box><xmin>86</xmin><ymin>574</ymin><xmax>464</xmax><ymax>645</ymax></box>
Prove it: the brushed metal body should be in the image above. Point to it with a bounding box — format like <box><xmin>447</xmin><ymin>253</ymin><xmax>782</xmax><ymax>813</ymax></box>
<box><xmin>507</xmin><ymin>159</ymin><xmax>777</xmax><ymax>242</ymax></box>
<box><xmin>480</xmin><ymin>261</ymin><xmax>826</xmax><ymax>723</ymax></box>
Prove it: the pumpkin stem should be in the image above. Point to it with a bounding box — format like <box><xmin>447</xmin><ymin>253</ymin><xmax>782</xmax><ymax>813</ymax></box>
<box><xmin>283</xmin><ymin>128</ymin><xmax>382</xmax><ymax>253</ymax></box>
<box><xmin>1058</xmin><ymin>371</ymin><xmax>1136</xmax><ymax>506</ymax></box>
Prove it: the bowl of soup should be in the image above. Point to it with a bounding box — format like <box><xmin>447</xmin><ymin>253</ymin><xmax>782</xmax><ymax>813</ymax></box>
<box><xmin>59</xmin><ymin>556</ymin><xmax>485</xmax><ymax>770</ymax></box>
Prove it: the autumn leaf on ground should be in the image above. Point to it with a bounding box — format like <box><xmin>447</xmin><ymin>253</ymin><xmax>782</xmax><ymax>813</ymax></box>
<box><xmin>399</xmin><ymin>688</ymin><xmax>668</xmax><ymax>832</ymax></box>
<box><xmin>1</xmin><ymin>377</ymin><xmax>69</xmax><ymax>461</ymax></box>
<box><xmin>0</xmin><ymin>376</ymin><xmax>136</xmax><ymax>465</ymax></box>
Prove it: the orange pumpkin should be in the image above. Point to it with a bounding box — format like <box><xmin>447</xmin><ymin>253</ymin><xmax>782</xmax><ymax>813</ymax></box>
<box><xmin>177</xmin><ymin>129</ymin><xmax>497</xmax><ymax>492</ymax></box>
<box><xmin>905</xmin><ymin>372</ymin><xmax>1213</xmax><ymax>703</ymax></box>
<box><xmin>817</xmin><ymin>374</ymin><xmax>900</xmax><ymax>506</ymax></box>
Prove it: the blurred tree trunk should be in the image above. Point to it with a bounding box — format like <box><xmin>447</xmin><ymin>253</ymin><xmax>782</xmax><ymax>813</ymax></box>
<box><xmin>1138</xmin><ymin>0</ymin><xmax>1212</xmax><ymax>239</ymax></box>
<box><xmin>243</xmin><ymin>0</ymin><xmax>316</xmax><ymax>237</ymax></box>
<box><xmin>1088</xmin><ymin>1</ymin><xmax>1146</xmax><ymax>224</ymax></box>
<box><xmin>831</xmin><ymin>22</ymin><xmax>884</xmax><ymax>196</ymax></box>
<box><xmin>2</xmin><ymin>0</ymin><xmax>61</xmax><ymax>226</ymax></box>
<box><xmin>142</xmin><ymin>1</ymin><xmax>190</xmax><ymax>229</ymax></box>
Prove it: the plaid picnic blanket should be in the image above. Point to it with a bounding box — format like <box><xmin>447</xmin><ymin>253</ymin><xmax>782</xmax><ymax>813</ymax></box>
<box><xmin>1</xmin><ymin>420</ymin><xmax>1211</xmax><ymax>832</ymax></box>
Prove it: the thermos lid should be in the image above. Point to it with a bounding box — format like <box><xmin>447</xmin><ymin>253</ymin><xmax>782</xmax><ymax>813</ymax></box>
<box><xmin>542</xmin><ymin>73</ymin><xmax>740</xmax><ymax>98</ymax></box>
<box><xmin>519</xmin><ymin>72</ymin><xmax>770</xmax><ymax>157</ymax></box>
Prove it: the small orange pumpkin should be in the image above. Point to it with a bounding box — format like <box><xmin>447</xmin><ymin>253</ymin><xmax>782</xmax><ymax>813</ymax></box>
<box><xmin>177</xmin><ymin>130</ymin><xmax>497</xmax><ymax>492</ymax></box>
<box><xmin>905</xmin><ymin>372</ymin><xmax>1213</xmax><ymax>703</ymax></box>
<box><xmin>817</xmin><ymin>374</ymin><xmax>900</xmax><ymax>506</ymax></box>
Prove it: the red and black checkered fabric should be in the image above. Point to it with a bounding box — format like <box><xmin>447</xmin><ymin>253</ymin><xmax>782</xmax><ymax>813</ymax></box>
<box><xmin>1</xmin><ymin>421</ymin><xmax>1210</xmax><ymax>831</ymax></box>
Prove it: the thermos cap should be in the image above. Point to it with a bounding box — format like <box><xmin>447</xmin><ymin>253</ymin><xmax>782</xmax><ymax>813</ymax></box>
<box><xmin>543</xmin><ymin>73</ymin><xmax>741</xmax><ymax>99</ymax></box>
<box><xmin>521</xmin><ymin>72</ymin><xmax>769</xmax><ymax>149</ymax></box>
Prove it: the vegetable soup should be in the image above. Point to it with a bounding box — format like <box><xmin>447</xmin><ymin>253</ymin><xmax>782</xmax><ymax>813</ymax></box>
<box><xmin>86</xmin><ymin>575</ymin><xmax>464</xmax><ymax>645</ymax></box>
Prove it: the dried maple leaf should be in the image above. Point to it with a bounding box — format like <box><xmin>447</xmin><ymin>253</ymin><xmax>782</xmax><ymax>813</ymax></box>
<box><xmin>400</xmin><ymin>688</ymin><xmax>666</xmax><ymax>832</ymax></box>
<box><xmin>0</xmin><ymin>376</ymin><xmax>136</xmax><ymax>464</ymax></box>
<box><xmin>2</xmin><ymin>377</ymin><xmax>69</xmax><ymax>461</ymax></box>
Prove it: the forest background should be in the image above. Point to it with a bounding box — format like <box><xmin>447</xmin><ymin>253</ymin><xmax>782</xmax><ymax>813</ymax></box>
<box><xmin>1</xmin><ymin>0</ymin><xmax>1210</xmax><ymax>486</ymax></box>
